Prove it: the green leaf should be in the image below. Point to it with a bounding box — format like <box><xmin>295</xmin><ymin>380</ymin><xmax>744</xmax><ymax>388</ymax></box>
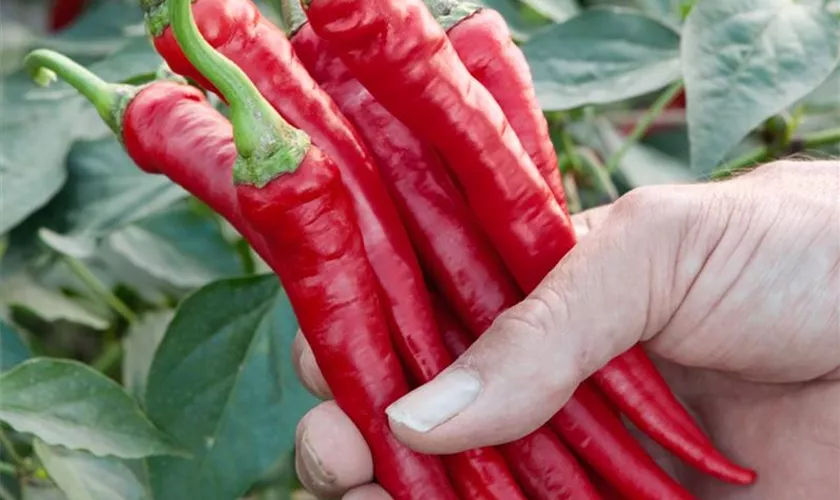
<box><xmin>108</xmin><ymin>203</ymin><xmax>242</xmax><ymax>290</ymax></box>
<box><xmin>682</xmin><ymin>0</ymin><xmax>840</xmax><ymax>172</ymax></box>
<box><xmin>478</xmin><ymin>0</ymin><xmax>551</xmax><ymax>40</ymax></box>
<box><xmin>80</xmin><ymin>38</ymin><xmax>163</xmax><ymax>88</ymax></box>
<box><xmin>635</xmin><ymin>0</ymin><xmax>684</xmax><ymax>23</ymax></box>
<box><xmin>575</xmin><ymin>149</ymin><xmax>619</xmax><ymax>209</ymax></box>
<box><xmin>122</xmin><ymin>311</ymin><xmax>175</xmax><ymax>402</ymax></box>
<box><xmin>0</xmin><ymin>359</ymin><xmax>184</xmax><ymax>459</ymax></box>
<box><xmin>34</xmin><ymin>440</ymin><xmax>150</xmax><ymax>500</ymax></box>
<box><xmin>146</xmin><ymin>275</ymin><xmax>317</xmax><ymax>500</ymax></box>
<box><xmin>1</xmin><ymin>320</ymin><xmax>31</xmax><ymax>372</ymax></box>
<box><xmin>572</xmin><ymin>118</ymin><xmax>695</xmax><ymax>186</ymax></box>
<box><xmin>21</xmin><ymin>480</ymin><xmax>68</xmax><ymax>500</ymax></box>
<box><xmin>0</xmin><ymin>72</ymin><xmax>79</xmax><ymax>234</ymax></box>
<box><xmin>523</xmin><ymin>8</ymin><xmax>682</xmax><ymax>110</ymax></box>
<box><xmin>50</xmin><ymin>1</ymin><xmax>145</xmax><ymax>47</ymax></box>
<box><xmin>0</xmin><ymin>37</ymin><xmax>165</xmax><ymax>236</ymax></box>
<box><xmin>0</xmin><ymin>1</ymin><xmax>146</xmax><ymax>75</ymax></box>
<box><xmin>798</xmin><ymin>63</ymin><xmax>840</xmax><ymax>111</ymax></box>
<box><xmin>521</xmin><ymin>0</ymin><xmax>580</xmax><ymax>23</ymax></box>
<box><xmin>39</xmin><ymin>229</ymin><xmax>98</xmax><ymax>260</ymax></box>
<box><xmin>0</xmin><ymin>274</ymin><xmax>110</xmax><ymax>330</ymax></box>
<box><xmin>53</xmin><ymin>139</ymin><xmax>188</xmax><ymax>243</ymax></box>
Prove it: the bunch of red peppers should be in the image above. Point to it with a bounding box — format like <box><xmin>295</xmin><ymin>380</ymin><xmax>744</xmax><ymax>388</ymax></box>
<box><xmin>25</xmin><ymin>0</ymin><xmax>759</xmax><ymax>498</ymax></box>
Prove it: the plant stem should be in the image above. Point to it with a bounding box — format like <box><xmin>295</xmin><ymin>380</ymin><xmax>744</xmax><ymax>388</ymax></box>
<box><xmin>0</xmin><ymin>483</ymin><xmax>15</xmax><ymax>500</ymax></box>
<box><xmin>120</xmin><ymin>72</ymin><xmax>158</xmax><ymax>86</ymax></box>
<box><xmin>605</xmin><ymin>80</ymin><xmax>685</xmax><ymax>172</ymax></box>
<box><xmin>237</xmin><ymin>239</ymin><xmax>257</xmax><ymax>275</ymax></box>
<box><xmin>23</xmin><ymin>49</ymin><xmax>129</xmax><ymax>134</ymax></box>
<box><xmin>799</xmin><ymin>126</ymin><xmax>840</xmax><ymax>149</ymax></box>
<box><xmin>64</xmin><ymin>257</ymin><xmax>138</xmax><ymax>324</ymax></box>
<box><xmin>91</xmin><ymin>342</ymin><xmax>124</xmax><ymax>373</ymax></box>
<box><xmin>556</xmin><ymin>126</ymin><xmax>583</xmax><ymax>173</ymax></box>
<box><xmin>712</xmin><ymin>127</ymin><xmax>840</xmax><ymax>179</ymax></box>
<box><xmin>0</xmin><ymin>429</ymin><xmax>23</xmax><ymax>467</ymax></box>
<box><xmin>0</xmin><ymin>462</ymin><xmax>17</xmax><ymax>477</ymax></box>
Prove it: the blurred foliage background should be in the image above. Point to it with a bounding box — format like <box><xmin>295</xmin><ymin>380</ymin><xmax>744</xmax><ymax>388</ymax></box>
<box><xmin>0</xmin><ymin>0</ymin><xmax>837</xmax><ymax>499</ymax></box>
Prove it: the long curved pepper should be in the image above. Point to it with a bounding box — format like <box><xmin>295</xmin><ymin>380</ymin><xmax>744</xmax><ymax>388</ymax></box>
<box><xmin>422</xmin><ymin>0</ymin><xmax>756</xmax><ymax>486</ymax></box>
<box><xmin>301</xmin><ymin>0</ymin><xmax>713</xmax><ymax>497</ymax></box>
<box><xmin>22</xmin><ymin>49</ymin><xmax>279</xmax><ymax>272</ymax></box>
<box><xmin>280</xmin><ymin>4</ymin><xmax>599</xmax><ymax>498</ymax></box>
<box><xmin>166</xmin><ymin>0</ymin><xmax>459</xmax><ymax>498</ymax></box>
<box><xmin>423</xmin><ymin>0</ymin><xmax>568</xmax><ymax>215</ymax></box>
<box><xmin>143</xmin><ymin>0</ymin><xmax>474</xmax><ymax>422</ymax></box>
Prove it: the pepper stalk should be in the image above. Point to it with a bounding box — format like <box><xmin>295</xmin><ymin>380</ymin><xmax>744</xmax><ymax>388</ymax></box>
<box><xmin>23</xmin><ymin>49</ymin><xmax>137</xmax><ymax>135</ymax></box>
<box><xmin>169</xmin><ymin>0</ymin><xmax>310</xmax><ymax>187</ymax></box>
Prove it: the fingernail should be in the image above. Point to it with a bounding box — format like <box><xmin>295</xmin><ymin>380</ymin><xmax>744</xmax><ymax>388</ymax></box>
<box><xmin>386</xmin><ymin>369</ymin><xmax>481</xmax><ymax>432</ymax></box>
<box><xmin>297</xmin><ymin>432</ymin><xmax>337</xmax><ymax>489</ymax></box>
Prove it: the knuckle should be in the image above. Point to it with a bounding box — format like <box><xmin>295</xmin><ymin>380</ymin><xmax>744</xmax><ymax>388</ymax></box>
<box><xmin>503</xmin><ymin>295</ymin><xmax>555</xmax><ymax>341</ymax></box>
<box><xmin>612</xmin><ymin>184</ymin><xmax>698</xmax><ymax>234</ymax></box>
<box><xmin>497</xmin><ymin>292</ymin><xmax>583</xmax><ymax>397</ymax></box>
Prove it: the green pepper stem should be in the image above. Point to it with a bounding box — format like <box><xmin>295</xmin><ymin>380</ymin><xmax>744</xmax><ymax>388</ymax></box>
<box><xmin>423</xmin><ymin>0</ymin><xmax>481</xmax><ymax>30</ymax></box>
<box><xmin>279</xmin><ymin>0</ymin><xmax>309</xmax><ymax>36</ymax></box>
<box><xmin>711</xmin><ymin>126</ymin><xmax>840</xmax><ymax>179</ymax></box>
<box><xmin>23</xmin><ymin>49</ymin><xmax>134</xmax><ymax>135</ymax></box>
<box><xmin>139</xmin><ymin>0</ymin><xmax>166</xmax><ymax>12</ymax></box>
<box><xmin>170</xmin><ymin>0</ymin><xmax>310</xmax><ymax>187</ymax></box>
<box><xmin>604</xmin><ymin>80</ymin><xmax>684</xmax><ymax>173</ymax></box>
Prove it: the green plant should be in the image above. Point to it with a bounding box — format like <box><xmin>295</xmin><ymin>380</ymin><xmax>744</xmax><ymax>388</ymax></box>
<box><xmin>0</xmin><ymin>0</ymin><xmax>837</xmax><ymax>499</ymax></box>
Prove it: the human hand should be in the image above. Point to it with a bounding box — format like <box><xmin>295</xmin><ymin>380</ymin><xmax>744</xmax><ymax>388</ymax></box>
<box><xmin>291</xmin><ymin>160</ymin><xmax>840</xmax><ymax>499</ymax></box>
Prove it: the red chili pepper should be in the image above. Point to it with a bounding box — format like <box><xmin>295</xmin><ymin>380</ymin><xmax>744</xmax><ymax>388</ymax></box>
<box><xmin>425</xmin><ymin>0</ymin><xmax>567</xmax><ymax>214</ymax></box>
<box><xmin>579</xmin><ymin>461</ymin><xmax>627</xmax><ymax>500</ymax></box>
<box><xmin>433</xmin><ymin>294</ymin><xmax>602</xmax><ymax>500</ymax></box>
<box><xmin>304</xmin><ymin>0</ymin><xmax>756</xmax><ymax>489</ymax></box>
<box><xmin>145</xmin><ymin>0</ymin><xmax>449</xmax><ymax>399</ymax></box>
<box><xmin>282</xmin><ymin>7</ymin><xmax>595</xmax><ymax>498</ymax></box>
<box><xmin>159</xmin><ymin>1</ymin><xmax>527</xmax><ymax>497</ymax></box>
<box><xmin>165</xmin><ymin>3</ymin><xmax>460</xmax><ymax>497</ymax></box>
<box><xmin>21</xmin><ymin>50</ymin><xmax>278</xmax><ymax>273</ymax></box>
<box><xmin>48</xmin><ymin>0</ymin><xmax>88</xmax><ymax>31</ymax></box>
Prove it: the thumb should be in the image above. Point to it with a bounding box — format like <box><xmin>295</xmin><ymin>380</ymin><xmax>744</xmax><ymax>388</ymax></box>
<box><xmin>385</xmin><ymin>186</ymin><xmax>711</xmax><ymax>454</ymax></box>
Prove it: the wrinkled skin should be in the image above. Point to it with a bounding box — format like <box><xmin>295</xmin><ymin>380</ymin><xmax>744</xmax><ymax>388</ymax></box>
<box><xmin>292</xmin><ymin>161</ymin><xmax>840</xmax><ymax>499</ymax></box>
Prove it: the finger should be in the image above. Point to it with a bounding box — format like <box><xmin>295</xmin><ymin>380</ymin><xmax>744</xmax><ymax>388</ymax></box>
<box><xmin>343</xmin><ymin>484</ymin><xmax>393</xmax><ymax>500</ymax></box>
<box><xmin>570</xmin><ymin>203</ymin><xmax>613</xmax><ymax>237</ymax></box>
<box><xmin>386</xmin><ymin>185</ymin><xmax>711</xmax><ymax>453</ymax></box>
<box><xmin>295</xmin><ymin>401</ymin><xmax>374</xmax><ymax>497</ymax></box>
<box><xmin>293</xmin><ymin>331</ymin><xmax>333</xmax><ymax>399</ymax></box>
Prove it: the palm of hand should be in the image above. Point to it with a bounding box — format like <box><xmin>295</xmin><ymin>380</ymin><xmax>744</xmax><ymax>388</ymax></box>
<box><xmin>647</xmin><ymin>164</ymin><xmax>840</xmax><ymax>498</ymax></box>
<box><xmin>648</xmin><ymin>364</ymin><xmax>840</xmax><ymax>499</ymax></box>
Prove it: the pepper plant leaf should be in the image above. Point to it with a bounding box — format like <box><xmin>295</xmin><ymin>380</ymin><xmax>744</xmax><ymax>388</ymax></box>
<box><xmin>0</xmin><ymin>273</ymin><xmax>110</xmax><ymax>331</ymax></box>
<box><xmin>108</xmin><ymin>203</ymin><xmax>243</xmax><ymax>290</ymax></box>
<box><xmin>520</xmin><ymin>0</ymin><xmax>580</xmax><ymax>23</ymax></box>
<box><xmin>122</xmin><ymin>310</ymin><xmax>175</xmax><ymax>402</ymax></box>
<box><xmin>478</xmin><ymin>0</ymin><xmax>551</xmax><ymax>41</ymax></box>
<box><xmin>52</xmin><ymin>139</ymin><xmax>187</xmax><ymax>243</ymax></box>
<box><xmin>682</xmin><ymin>0</ymin><xmax>840</xmax><ymax>172</ymax></box>
<box><xmin>20</xmin><ymin>481</ymin><xmax>67</xmax><ymax>500</ymax></box>
<box><xmin>0</xmin><ymin>37</ymin><xmax>166</xmax><ymax>237</ymax></box>
<box><xmin>145</xmin><ymin>275</ymin><xmax>317</xmax><ymax>500</ymax></box>
<box><xmin>0</xmin><ymin>320</ymin><xmax>31</xmax><ymax>373</ymax></box>
<box><xmin>0</xmin><ymin>359</ymin><xmax>184</xmax><ymax>458</ymax></box>
<box><xmin>0</xmin><ymin>72</ymin><xmax>79</xmax><ymax>235</ymax></box>
<box><xmin>523</xmin><ymin>8</ymin><xmax>682</xmax><ymax>110</ymax></box>
<box><xmin>34</xmin><ymin>440</ymin><xmax>151</xmax><ymax>500</ymax></box>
